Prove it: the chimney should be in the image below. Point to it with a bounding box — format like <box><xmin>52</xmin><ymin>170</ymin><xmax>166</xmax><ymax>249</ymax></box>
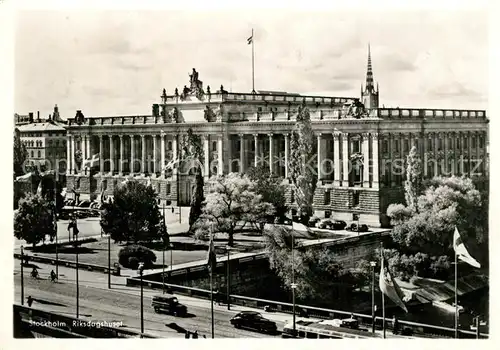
<box><xmin>28</xmin><ymin>112</ymin><xmax>33</xmax><ymax>123</ymax></box>
<box><xmin>37</xmin><ymin>111</ymin><xmax>40</xmax><ymax>120</ymax></box>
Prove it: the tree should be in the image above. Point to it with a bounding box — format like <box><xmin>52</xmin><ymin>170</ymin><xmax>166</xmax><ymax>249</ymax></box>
<box><xmin>264</xmin><ymin>226</ymin><xmax>365</xmax><ymax>305</ymax></box>
<box><xmin>100</xmin><ymin>180</ymin><xmax>163</xmax><ymax>243</ymax></box>
<box><xmin>246</xmin><ymin>165</ymin><xmax>288</xmax><ymax>222</ymax></box>
<box><xmin>193</xmin><ymin>173</ymin><xmax>275</xmax><ymax>246</ymax></box>
<box><xmin>14</xmin><ymin>193</ymin><xmax>56</xmax><ymax>247</ymax></box>
<box><xmin>189</xmin><ymin>166</ymin><xmax>205</xmax><ymax>231</ymax></box>
<box><xmin>14</xmin><ymin>129</ymin><xmax>28</xmax><ymax>178</ymax></box>
<box><xmin>404</xmin><ymin>146</ymin><xmax>422</xmax><ymax>212</ymax></box>
<box><xmin>289</xmin><ymin>103</ymin><xmax>316</xmax><ymax>221</ymax></box>
<box><xmin>386</xmin><ymin>175</ymin><xmax>487</xmax><ymax>278</ymax></box>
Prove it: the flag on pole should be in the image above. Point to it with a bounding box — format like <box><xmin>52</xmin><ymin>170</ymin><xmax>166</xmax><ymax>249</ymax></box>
<box><xmin>84</xmin><ymin>154</ymin><xmax>100</xmax><ymax>169</ymax></box>
<box><xmin>379</xmin><ymin>253</ymin><xmax>408</xmax><ymax>312</ymax></box>
<box><xmin>247</xmin><ymin>34</ymin><xmax>253</xmax><ymax>45</ymax></box>
<box><xmin>36</xmin><ymin>180</ymin><xmax>43</xmax><ymax>195</ymax></box>
<box><xmin>207</xmin><ymin>233</ymin><xmax>217</xmax><ymax>272</ymax></box>
<box><xmin>453</xmin><ymin>227</ymin><xmax>481</xmax><ymax>268</ymax></box>
<box><xmin>164</xmin><ymin>159</ymin><xmax>180</xmax><ymax>171</ymax></box>
<box><xmin>146</xmin><ymin>176</ymin><xmax>152</xmax><ymax>188</ymax></box>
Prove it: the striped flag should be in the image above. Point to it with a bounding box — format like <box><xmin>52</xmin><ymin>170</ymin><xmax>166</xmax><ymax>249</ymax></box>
<box><xmin>146</xmin><ymin>177</ymin><xmax>152</xmax><ymax>188</ymax></box>
<box><xmin>247</xmin><ymin>32</ymin><xmax>253</xmax><ymax>45</ymax></box>
<box><xmin>207</xmin><ymin>233</ymin><xmax>217</xmax><ymax>273</ymax></box>
<box><xmin>84</xmin><ymin>154</ymin><xmax>100</xmax><ymax>169</ymax></box>
<box><xmin>379</xmin><ymin>252</ymin><xmax>408</xmax><ymax>312</ymax></box>
<box><xmin>36</xmin><ymin>180</ymin><xmax>42</xmax><ymax>195</ymax></box>
<box><xmin>453</xmin><ymin>227</ymin><xmax>481</xmax><ymax>268</ymax></box>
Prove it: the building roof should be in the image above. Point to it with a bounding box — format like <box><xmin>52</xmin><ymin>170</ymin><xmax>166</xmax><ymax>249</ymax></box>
<box><xmin>17</xmin><ymin>121</ymin><xmax>67</xmax><ymax>132</ymax></box>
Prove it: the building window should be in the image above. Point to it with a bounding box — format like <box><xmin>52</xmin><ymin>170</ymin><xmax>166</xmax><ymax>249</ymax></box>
<box><xmin>404</xmin><ymin>139</ymin><xmax>409</xmax><ymax>153</ymax></box>
<box><xmin>31</xmin><ymin>151</ymin><xmax>34</xmax><ymax>157</ymax></box>
<box><xmin>166</xmin><ymin>183</ymin><xmax>171</xmax><ymax>195</ymax></box>
<box><xmin>464</xmin><ymin>138</ymin><xmax>468</xmax><ymax>148</ymax></box>
<box><xmin>383</xmin><ymin>140</ymin><xmax>389</xmax><ymax>153</ymax></box>
<box><xmin>480</xmin><ymin>137</ymin><xmax>484</xmax><ymax>148</ymax></box>
<box><xmin>38</xmin><ymin>151</ymin><xmax>41</xmax><ymax>158</ymax></box>
<box><xmin>324</xmin><ymin>190</ymin><xmax>331</xmax><ymax>205</ymax></box>
<box><xmin>290</xmin><ymin>189</ymin><xmax>295</xmax><ymax>203</ymax></box>
<box><xmin>352</xmin><ymin>139</ymin><xmax>360</xmax><ymax>153</ymax></box>
<box><xmin>167</xmin><ymin>141</ymin><xmax>172</xmax><ymax>150</ymax></box>
<box><xmin>472</xmin><ymin>137</ymin><xmax>477</xmax><ymax>148</ymax></box>
<box><xmin>394</xmin><ymin>140</ymin><xmax>399</xmax><ymax>153</ymax></box>
<box><xmin>438</xmin><ymin>138</ymin><xmax>443</xmax><ymax>151</ymax></box>
<box><xmin>212</xmin><ymin>141</ymin><xmax>217</xmax><ymax>152</ymax></box>
<box><xmin>353</xmin><ymin>191</ymin><xmax>360</xmax><ymax>207</ymax></box>
<box><xmin>457</xmin><ymin>138</ymin><xmax>461</xmax><ymax>149</ymax></box>
<box><xmin>258</xmin><ymin>107</ymin><xmax>262</xmax><ymax>112</ymax></box>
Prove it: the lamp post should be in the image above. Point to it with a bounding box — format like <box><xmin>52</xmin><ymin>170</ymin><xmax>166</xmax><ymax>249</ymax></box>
<box><xmin>138</xmin><ymin>262</ymin><xmax>145</xmax><ymax>335</ymax></box>
<box><xmin>291</xmin><ymin>282</ymin><xmax>297</xmax><ymax>337</ymax></box>
<box><xmin>107</xmin><ymin>234</ymin><xmax>111</xmax><ymax>289</ymax></box>
<box><xmin>75</xmin><ymin>227</ymin><xmax>79</xmax><ymax>318</ymax></box>
<box><xmin>226</xmin><ymin>246</ymin><xmax>234</xmax><ymax>310</ymax></box>
<box><xmin>20</xmin><ymin>245</ymin><xmax>24</xmax><ymax>305</ymax></box>
<box><xmin>370</xmin><ymin>261</ymin><xmax>376</xmax><ymax>333</ymax></box>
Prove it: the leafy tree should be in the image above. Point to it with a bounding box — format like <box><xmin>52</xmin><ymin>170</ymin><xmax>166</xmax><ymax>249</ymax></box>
<box><xmin>386</xmin><ymin>175</ymin><xmax>487</xmax><ymax>277</ymax></box>
<box><xmin>289</xmin><ymin>103</ymin><xmax>316</xmax><ymax>221</ymax></box>
<box><xmin>264</xmin><ymin>226</ymin><xmax>365</xmax><ymax>304</ymax></box>
<box><xmin>118</xmin><ymin>245</ymin><xmax>157</xmax><ymax>269</ymax></box>
<box><xmin>193</xmin><ymin>173</ymin><xmax>275</xmax><ymax>246</ymax></box>
<box><xmin>246</xmin><ymin>165</ymin><xmax>288</xmax><ymax>222</ymax></box>
<box><xmin>14</xmin><ymin>193</ymin><xmax>57</xmax><ymax>247</ymax></box>
<box><xmin>100</xmin><ymin>180</ymin><xmax>163</xmax><ymax>243</ymax></box>
<box><xmin>189</xmin><ymin>165</ymin><xmax>205</xmax><ymax>231</ymax></box>
<box><xmin>14</xmin><ymin>129</ymin><xmax>28</xmax><ymax>177</ymax></box>
<box><xmin>404</xmin><ymin>146</ymin><xmax>422</xmax><ymax>212</ymax></box>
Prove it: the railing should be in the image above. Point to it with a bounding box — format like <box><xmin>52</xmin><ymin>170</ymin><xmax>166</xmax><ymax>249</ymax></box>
<box><xmin>126</xmin><ymin>278</ymin><xmax>488</xmax><ymax>339</ymax></box>
<box><xmin>14</xmin><ymin>304</ymin><xmax>157</xmax><ymax>338</ymax></box>
<box><xmin>375</xmin><ymin>108</ymin><xmax>486</xmax><ymax>119</ymax></box>
<box><xmin>13</xmin><ymin>252</ymin><xmax>115</xmax><ymax>275</ymax></box>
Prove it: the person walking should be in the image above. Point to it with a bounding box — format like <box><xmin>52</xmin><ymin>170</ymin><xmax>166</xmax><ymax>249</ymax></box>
<box><xmin>392</xmin><ymin>315</ymin><xmax>399</xmax><ymax>335</ymax></box>
<box><xmin>27</xmin><ymin>296</ymin><xmax>33</xmax><ymax>307</ymax></box>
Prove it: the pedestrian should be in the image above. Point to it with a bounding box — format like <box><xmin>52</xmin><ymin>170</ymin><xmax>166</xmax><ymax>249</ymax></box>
<box><xmin>202</xmin><ymin>335</ymin><xmax>206</xmax><ymax>339</ymax></box>
<box><xmin>392</xmin><ymin>315</ymin><xmax>399</xmax><ymax>335</ymax></box>
<box><xmin>213</xmin><ymin>289</ymin><xmax>219</xmax><ymax>305</ymax></box>
<box><xmin>192</xmin><ymin>330</ymin><xmax>198</xmax><ymax>339</ymax></box>
<box><xmin>185</xmin><ymin>331</ymin><xmax>190</xmax><ymax>339</ymax></box>
<box><xmin>27</xmin><ymin>295</ymin><xmax>33</xmax><ymax>307</ymax></box>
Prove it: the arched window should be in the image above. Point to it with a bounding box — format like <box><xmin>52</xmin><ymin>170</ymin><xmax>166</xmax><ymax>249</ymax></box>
<box><xmin>31</xmin><ymin>151</ymin><xmax>34</xmax><ymax>157</ymax></box>
<box><xmin>38</xmin><ymin>151</ymin><xmax>41</xmax><ymax>158</ymax></box>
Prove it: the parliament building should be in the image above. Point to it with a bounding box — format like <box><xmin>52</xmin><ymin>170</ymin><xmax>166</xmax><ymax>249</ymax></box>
<box><xmin>65</xmin><ymin>50</ymin><xmax>488</xmax><ymax>227</ymax></box>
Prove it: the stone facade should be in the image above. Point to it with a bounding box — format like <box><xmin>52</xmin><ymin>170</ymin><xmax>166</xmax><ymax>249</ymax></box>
<box><xmin>64</xmin><ymin>59</ymin><xmax>488</xmax><ymax>227</ymax></box>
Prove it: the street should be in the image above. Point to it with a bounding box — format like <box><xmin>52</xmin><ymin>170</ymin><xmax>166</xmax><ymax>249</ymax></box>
<box><xmin>13</xmin><ymin>261</ymin><xmax>293</xmax><ymax>338</ymax></box>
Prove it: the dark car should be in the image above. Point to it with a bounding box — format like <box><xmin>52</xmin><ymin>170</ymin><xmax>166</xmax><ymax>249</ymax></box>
<box><xmin>151</xmin><ymin>295</ymin><xmax>187</xmax><ymax>317</ymax></box>
<box><xmin>331</xmin><ymin>220</ymin><xmax>347</xmax><ymax>230</ymax></box>
<box><xmin>230</xmin><ymin>311</ymin><xmax>277</xmax><ymax>334</ymax></box>
<box><xmin>346</xmin><ymin>223</ymin><xmax>369</xmax><ymax>232</ymax></box>
<box><xmin>308</xmin><ymin>217</ymin><xmax>321</xmax><ymax>227</ymax></box>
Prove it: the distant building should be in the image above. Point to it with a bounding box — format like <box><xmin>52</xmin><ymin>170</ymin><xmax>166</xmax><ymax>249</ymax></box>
<box><xmin>64</xmin><ymin>49</ymin><xmax>488</xmax><ymax>227</ymax></box>
<box><xmin>17</xmin><ymin>109</ymin><xmax>67</xmax><ymax>177</ymax></box>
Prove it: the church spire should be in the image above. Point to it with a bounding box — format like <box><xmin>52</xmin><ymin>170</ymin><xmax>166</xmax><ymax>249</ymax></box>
<box><xmin>365</xmin><ymin>43</ymin><xmax>374</xmax><ymax>92</ymax></box>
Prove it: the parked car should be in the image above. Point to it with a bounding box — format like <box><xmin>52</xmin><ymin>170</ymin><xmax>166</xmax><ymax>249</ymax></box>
<box><xmin>315</xmin><ymin>219</ymin><xmax>333</xmax><ymax>229</ymax></box>
<box><xmin>78</xmin><ymin>200</ymin><xmax>91</xmax><ymax>208</ymax></box>
<box><xmin>151</xmin><ymin>295</ymin><xmax>187</xmax><ymax>317</ymax></box>
<box><xmin>308</xmin><ymin>216</ymin><xmax>321</xmax><ymax>227</ymax></box>
<box><xmin>331</xmin><ymin>220</ymin><xmax>347</xmax><ymax>230</ymax></box>
<box><xmin>346</xmin><ymin>223</ymin><xmax>369</xmax><ymax>232</ymax></box>
<box><xmin>230</xmin><ymin>311</ymin><xmax>278</xmax><ymax>334</ymax></box>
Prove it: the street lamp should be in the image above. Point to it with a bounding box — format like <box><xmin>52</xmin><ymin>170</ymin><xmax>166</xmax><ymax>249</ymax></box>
<box><xmin>226</xmin><ymin>246</ymin><xmax>234</xmax><ymax>310</ymax></box>
<box><xmin>138</xmin><ymin>262</ymin><xmax>145</xmax><ymax>335</ymax></box>
<box><xmin>370</xmin><ymin>261</ymin><xmax>376</xmax><ymax>333</ymax></box>
<box><xmin>20</xmin><ymin>245</ymin><xmax>24</xmax><ymax>305</ymax></box>
<box><xmin>291</xmin><ymin>282</ymin><xmax>297</xmax><ymax>337</ymax></box>
<box><xmin>107</xmin><ymin>234</ymin><xmax>111</xmax><ymax>289</ymax></box>
<box><xmin>75</xmin><ymin>228</ymin><xmax>79</xmax><ymax>318</ymax></box>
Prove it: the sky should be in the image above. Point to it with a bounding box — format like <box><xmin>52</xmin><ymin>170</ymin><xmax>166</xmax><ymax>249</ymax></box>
<box><xmin>14</xmin><ymin>8</ymin><xmax>488</xmax><ymax>118</ymax></box>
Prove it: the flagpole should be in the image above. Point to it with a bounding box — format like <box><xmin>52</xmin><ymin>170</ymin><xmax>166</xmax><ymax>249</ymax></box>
<box><xmin>251</xmin><ymin>28</ymin><xmax>255</xmax><ymax>94</ymax></box>
<box><xmin>210</xmin><ymin>228</ymin><xmax>215</xmax><ymax>339</ymax></box>
<box><xmin>455</xmin><ymin>250</ymin><xmax>458</xmax><ymax>338</ymax></box>
<box><xmin>381</xmin><ymin>244</ymin><xmax>386</xmax><ymax>339</ymax></box>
